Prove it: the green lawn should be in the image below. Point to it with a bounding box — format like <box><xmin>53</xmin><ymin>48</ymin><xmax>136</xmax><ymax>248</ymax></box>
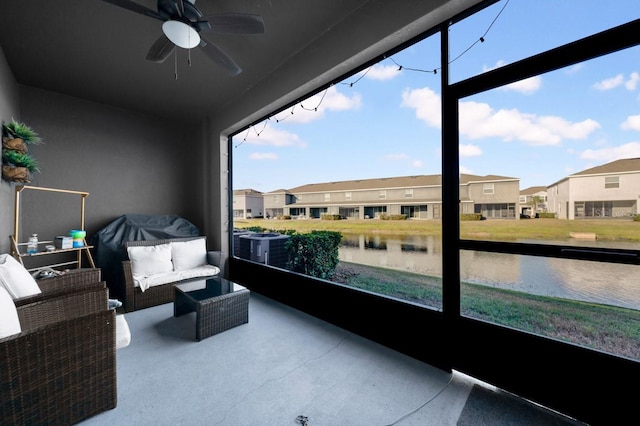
<box><xmin>235</xmin><ymin>217</ymin><xmax>640</xmax><ymax>242</ymax></box>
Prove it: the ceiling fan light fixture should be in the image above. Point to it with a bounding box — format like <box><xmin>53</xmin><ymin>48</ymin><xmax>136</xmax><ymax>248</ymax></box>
<box><xmin>162</xmin><ymin>20</ymin><xmax>200</xmax><ymax>49</ymax></box>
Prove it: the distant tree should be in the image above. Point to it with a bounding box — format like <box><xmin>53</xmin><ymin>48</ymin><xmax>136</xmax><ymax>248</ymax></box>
<box><xmin>528</xmin><ymin>195</ymin><xmax>544</xmax><ymax>214</ymax></box>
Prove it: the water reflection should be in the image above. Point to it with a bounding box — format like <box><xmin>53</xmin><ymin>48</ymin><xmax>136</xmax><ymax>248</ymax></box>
<box><xmin>339</xmin><ymin>234</ymin><xmax>640</xmax><ymax>310</ymax></box>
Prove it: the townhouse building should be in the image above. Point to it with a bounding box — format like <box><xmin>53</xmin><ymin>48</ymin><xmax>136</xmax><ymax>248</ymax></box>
<box><xmin>547</xmin><ymin>158</ymin><xmax>640</xmax><ymax>219</ymax></box>
<box><xmin>232</xmin><ymin>189</ymin><xmax>265</xmax><ymax>219</ymax></box>
<box><xmin>261</xmin><ymin>173</ymin><xmax>520</xmax><ymax>220</ymax></box>
<box><xmin>519</xmin><ymin>186</ymin><xmax>548</xmax><ymax>217</ymax></box>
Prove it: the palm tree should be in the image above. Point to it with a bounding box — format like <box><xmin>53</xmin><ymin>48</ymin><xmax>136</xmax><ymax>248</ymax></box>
<box><xmin>527</xmin><ymin>195</ymin><xmax>545</xmax><ymax>216</ymax></box>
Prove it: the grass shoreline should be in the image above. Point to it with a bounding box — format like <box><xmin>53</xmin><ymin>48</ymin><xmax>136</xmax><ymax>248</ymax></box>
<box><xmin>235</xmin><ymin>218</ymin><xmax>640</xmax><ymax>242</ymax></box>
<box><xmin>333</xmin><ymin>261</ymin><xmax>640</xmax><ymax>360</ymax></box>
<box><xmin>235</xmin><ymin>218</ymin><xmax>640</xmax><ymax>359</ymax></box>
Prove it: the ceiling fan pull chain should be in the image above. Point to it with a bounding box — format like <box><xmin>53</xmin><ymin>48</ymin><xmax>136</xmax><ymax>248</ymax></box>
<box><xmin>188</xmin><ymin>30</ymin><xmax>192</xmax><ymax>67</ymax></box>
<box><xmin>174</xmin><ymin>48</ymin><xmax>178</xmax><ymax>80</ymax></box>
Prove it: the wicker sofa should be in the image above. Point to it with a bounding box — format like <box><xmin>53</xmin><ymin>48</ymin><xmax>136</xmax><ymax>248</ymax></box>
<box><xmin>122</xmin><ymin>236</ymin><xmax>226</xmax><ymax>312</ymax></box>
<box><xmin>0</xmin><ymin>269</ymin><xmax>116</xmax><ymax>425</ymax></box>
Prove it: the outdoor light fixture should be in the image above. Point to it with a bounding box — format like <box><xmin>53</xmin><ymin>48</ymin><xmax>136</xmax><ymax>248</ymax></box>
<box><xmin>162</xmin><ymin>20</ymin><xmax>200</xmax><ymax>49</ymax></box>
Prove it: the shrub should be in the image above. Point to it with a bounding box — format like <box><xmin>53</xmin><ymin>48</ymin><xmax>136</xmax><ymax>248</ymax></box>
<box><xmin>321</xmin><ymin>214</ymin><xmax>342</xmax><ymax>220</ymax></box>
<box><xmin>633</xmin><ymin>214</ymin><xmax>640</xmax><ymax>222</ymax></box>
<box><xmin>277</xmin><ymin>215</ymin><xmax>292</xmax><ymax>220</ymax></box>
<box><xmin>537</xmin><ymin>212</ymin><xmax>556</xmax><ymax>219</ymax></box>
<box><xmin>461</xmin><ymin>213</ymin><xmax>483</xmax><ymax>221</ymax></box>
<box><xmin>379</xmin><ymin>214</ymin><xmax>406</xmax><ymax>220</ymax></box>
<box><xmin>285</xmin><ymin>230</ymin><xmax>342</xmax><ymax>279</ymax></box>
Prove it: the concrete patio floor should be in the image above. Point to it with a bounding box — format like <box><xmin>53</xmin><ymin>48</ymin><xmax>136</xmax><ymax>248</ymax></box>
<box><xmin>82</xmin><ymin>292</ymin><xmax>583</xmax><ymax>425</ymax></box>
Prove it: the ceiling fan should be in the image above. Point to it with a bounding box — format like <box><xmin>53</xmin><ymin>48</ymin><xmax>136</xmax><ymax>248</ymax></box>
<box><xmin>99</xmin><ymin>0</ymin><xmax>265</xmax><ymax>76</ymax></box>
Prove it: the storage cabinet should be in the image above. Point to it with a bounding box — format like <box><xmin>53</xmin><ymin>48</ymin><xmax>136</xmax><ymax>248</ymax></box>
<box><xmin>10</xmin><ymin>185</ymin><xmax>95</xmax><ymax>272</ymax></box>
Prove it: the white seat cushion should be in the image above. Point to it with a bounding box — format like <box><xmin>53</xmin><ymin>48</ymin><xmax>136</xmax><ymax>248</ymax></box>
<box><xmin>116</xmin><ymin>315</ymin><xmax>131</xmax><ymax>349</ymax></box>
<box><xmin>0</xmin><ymin>254</ymin><xmax>41</xmax><ymax>299</ymax></box>
<box><xmin>0</xmin><ymin>286</ymin><xmax>21</xmax><ymax>338</ymax></box>
<box><xmin>127</xmin><ymin>244</ymin><xmax>173</xmax><ymax>276</ymax></box>
<box><xmin>171</xmin><ymin>239</ymin><xmax>207</xmax><ymax>271</ymax></box>
<box><xmin>133</xmin><ymin>265</ymin><xmax>220</xmax><ymax>292</ymax></box>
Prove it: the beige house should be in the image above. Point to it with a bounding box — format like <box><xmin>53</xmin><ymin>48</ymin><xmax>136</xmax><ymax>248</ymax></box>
<box><xmin>232</xmin><ymin>189</ymin><xmax>265</xmax><ymax>219</ymax></box>
<box><xmin>519</xmin><ymin>186</ymin><xmax>548</xmax><ymax>217</ymax></box>
<box><xmin>262</xmin><ymin>173</ymin><xmax>520</xmax><ymax>220</ymax></box>
<box><xmin>547</xmin><ymin>158</ymin><xmax>640</xmax><ymax>219</ymax></box>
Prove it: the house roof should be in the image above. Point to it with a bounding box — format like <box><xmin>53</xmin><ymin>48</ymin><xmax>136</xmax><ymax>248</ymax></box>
<box><xmin>520</xmin><ymin>186</ymin><xmax>547</xmax><ymax>195</ymax></box>
<box><xmin>233</xmin><ymin>189</ymin><xmax>263</xmax><ymax>196</ymax></box>
<box><xmin>287</xmin><ymin>173</ymin><xmax>517</xmax><ymax>193</ymax></box>
<box><xmin>572</xmin><ymin>157</ymin><xmax>640</xmax><ymax>176</ymax></box>
<box><xmin>548</xmin><ymin>157</ymin><xmax>640</xmax><ymax>187</ymax></box>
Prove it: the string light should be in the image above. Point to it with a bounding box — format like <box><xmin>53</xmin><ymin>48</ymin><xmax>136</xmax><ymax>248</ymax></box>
<box><xmin>238</xmin><ymin>0</ymin><xmax>509</xmax><ymax>145</ymax></box>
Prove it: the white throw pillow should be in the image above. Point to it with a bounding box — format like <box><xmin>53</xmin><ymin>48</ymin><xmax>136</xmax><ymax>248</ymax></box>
<box><xmin>0</xmin><ymin>254</ymin><xmax>42</xmax><ymax>299</ymax></box>
<box><xmin>127</xmin><ymin>244</ymin><xmax>173</xmax><ymax>276</ymax></box>
<box><xmin>171</xmin><ymin>239</ymin><xmax>207</xmax><ymax>271</ymax></box>
<box><xmin>0</xmin><ymin>286</ymin><xmax>21</xmax><ymax>338</ymax></box>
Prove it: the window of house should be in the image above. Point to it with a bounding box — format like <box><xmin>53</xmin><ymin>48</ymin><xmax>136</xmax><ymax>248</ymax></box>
<box><xmin>274</xmin><ymin>196</ymin><xmax>280</xmax><ymax>203</ymax></box>
<box><xmin>324</xmin><ymin>193</ymin><xmax>331</xmax><ymax>201</ymax></box>
<box><xmin>605</xmin><ymin>176</ymin><xmax>620</xmax><ymax>189</ymax></box>
<box><xmin>379</xmin><ymin>191</ymin><xmax>386</xmax><ymax>199</ymax></box>
<box><xmin>345</xmin><ymin>192</ymin><xmax>352</xmax><ymax>200</ymax></box>
<box><xmin>519</xmin><ymin>195</ymin><xmax>527</xmax><ymax>203</ymax></box>
<box><xmin>483</xmin><ymin>184</ymin><xmax>494</xmax><ymax>195</ymax></box>
<box><xmin>405</xmin><ymin>189</ymin><xmax>413</xmax><ymax>198</ymax></box>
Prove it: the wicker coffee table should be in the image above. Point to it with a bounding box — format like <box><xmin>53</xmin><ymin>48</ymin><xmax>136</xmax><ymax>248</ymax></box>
<box><xmin>174</xmin><ymin>277</ymin><xmax>249</xmax><ymax>341</ymax></box>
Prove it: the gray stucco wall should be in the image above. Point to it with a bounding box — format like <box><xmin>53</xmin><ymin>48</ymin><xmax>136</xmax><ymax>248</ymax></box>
<box><xmin>0</xmin><ymin>45</ymin><xmax>20</xmax><ymax>253</ymax></box>
<box><xmin>4</xmin><ymin>84</ymin><xmax>205</xmax><ymax>253</ymax></box>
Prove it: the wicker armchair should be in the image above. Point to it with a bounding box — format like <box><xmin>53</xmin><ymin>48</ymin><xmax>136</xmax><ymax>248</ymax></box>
<box><xmin>0</xmin><ymin>276</ymin><xmax>116</xmax><ymax>425</ymax></box>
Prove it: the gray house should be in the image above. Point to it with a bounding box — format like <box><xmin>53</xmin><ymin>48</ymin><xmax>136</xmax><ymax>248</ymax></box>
<box><xmin>519</xmin><ymin>186</ymin><xmax>548</xmax><ymax>217</ymax></box>
<box><xmin>548</xmin><ymin>158</ymin><xmax>640</xmax><ymax>219</ymax></box>
<box><xmin>272</xmin><ymin>173</ymin><xmax>519</xmax><ymax>220</ymax></box>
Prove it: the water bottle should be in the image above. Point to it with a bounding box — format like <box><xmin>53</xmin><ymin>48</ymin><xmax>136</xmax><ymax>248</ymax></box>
<box><xmin>27</xmin><ymin>234</ymin><xmax>38</xmax><ymax>254</ymax></box>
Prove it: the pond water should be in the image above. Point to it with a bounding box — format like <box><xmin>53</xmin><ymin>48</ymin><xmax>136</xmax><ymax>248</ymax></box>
<box><xmin>339</xmin><ymin>234</ymin><xmax>640</xmax><ymax>310</ymax></box>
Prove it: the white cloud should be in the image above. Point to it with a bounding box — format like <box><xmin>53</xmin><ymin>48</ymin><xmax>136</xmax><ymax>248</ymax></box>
<box><xmin>592</xmin><ymin>74</ymin><xmax>624</xmax><ymax>91</ymax></box>
<box><xmin>621</xmin><ymin>114</ymin><xmax>640</xmax><ymax>131</ymax></box>
<box><xmin>580</xmin><ymin>142</ymin><xmax>640</xmax><ymax>162</ymax></box>
<box><xmin>402</xmin><ymin>86</ymin><xmax>600</xmax><ymax>146</ymax></box>
<box><xmin>626</xmin><ymin>72</ymin><xmax>640</xmax><ymax>91</ymax></box>
<box><xmin>460</xmin><ymin>165</ymin><xmax>473</xmax><ymax>174</ymax></box>
<box><xmin>273</xmin><ymin>86</ymin><xmax>361</xmax><ymax>124</ymax></box>
<box><xmin>401</xmin><ymin>87</ymin><xmax>441</xmax><ymax>127</ymax></box>
<box><xmin>242</xmin><ymin>126</ymin><xmax>307</xmax><ymax>148</ymax></box>
<box><xmin>411</xmin><ymin>160</ymin><xmax>423</xmax><ymax>168</ymax></box>
<box><xmin>565</xmin><ymin>64</ymin><xmax>583</xmax><ymax>75</ymax></box>
<box><xmin>460</xmin><ymin>144</ymin><xmax>482</xmax><ymax>157</ymax></box>
<box><xmin>504</xmin><ymin>76</ymin><xmax>542</xmax><ymax>94</ymax></box>
<box><xmin>366</xmin><ymin>64</ymin><xmax>401</xmax><ymax>81</ymax></box>
<box><xmin>459</xmin><ymin>102</ymin><xmax>600</xmax><ymax>145</ymax></box>
<box><xmin>483</xmin><ymin>60</ymin><xmax>541</xmax><ymax>94</ymax></box>
<box><xmin>249</xmin><ymin>152</ymin><xmax>278</xmax><ymax>160</ymax></box>
<box><xmin>386</xmin><ymin>153</ymin><xmax>410</xmax><ymax>160</ymax></box>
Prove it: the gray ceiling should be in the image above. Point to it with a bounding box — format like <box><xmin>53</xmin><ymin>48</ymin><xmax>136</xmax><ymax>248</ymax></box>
<box><xmin>0</xmin><ymin>0</ymin><xmax>481</xmax><ymax>124</ymax></box>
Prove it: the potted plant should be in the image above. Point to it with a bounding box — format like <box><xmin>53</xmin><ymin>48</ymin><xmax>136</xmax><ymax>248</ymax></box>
<box><xmin>2</xmin><ymin>150</ymin><xmax>40</xmax><ymax>182</ymax></box>
<box><xmin>2</xmin><ymin>119</ymin><xmax>42</xmax><ymax>152</ymax></box>
<box><xmin>2</xmin><ymin>119</ymin><xmax>43</xmax><ymax>183</ymax></box>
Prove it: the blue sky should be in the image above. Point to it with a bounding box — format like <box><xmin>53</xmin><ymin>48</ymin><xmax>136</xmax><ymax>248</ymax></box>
<box><xmin>232</xmin><ymin>0</ymin><xmax>640</xmax><ymax>193</ymax></box>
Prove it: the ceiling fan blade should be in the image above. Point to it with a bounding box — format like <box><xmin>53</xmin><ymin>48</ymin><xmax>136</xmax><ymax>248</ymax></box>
<box><xmin>99</xmin><ymin>0</ymin><xmax>162</xmax><ymax>20</ymax></box>
<box><xmin>198</xmin><ymin>14</ymin><xmax>265</xmax><ymax>34</ymax></box>
<box><xmin>146</xmin><ymin>35</ymin><xmax>175</xmax><ymax>63</ymax></box>
<box><xmin>199</xmin><ymin>37</ymin><xmax>242</xmax><ymax>76</ymax></box>
<box><xmin>176</xmin><ymin>0</ymin><xmax>185</xmax><ymax>17</ymax></box>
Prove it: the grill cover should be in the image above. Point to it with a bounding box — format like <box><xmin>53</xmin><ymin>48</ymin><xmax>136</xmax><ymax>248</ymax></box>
<box><xmin>91</xmin><ymin>214</ymin><xmax>200</xmax><ymax>300</ymax></box>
